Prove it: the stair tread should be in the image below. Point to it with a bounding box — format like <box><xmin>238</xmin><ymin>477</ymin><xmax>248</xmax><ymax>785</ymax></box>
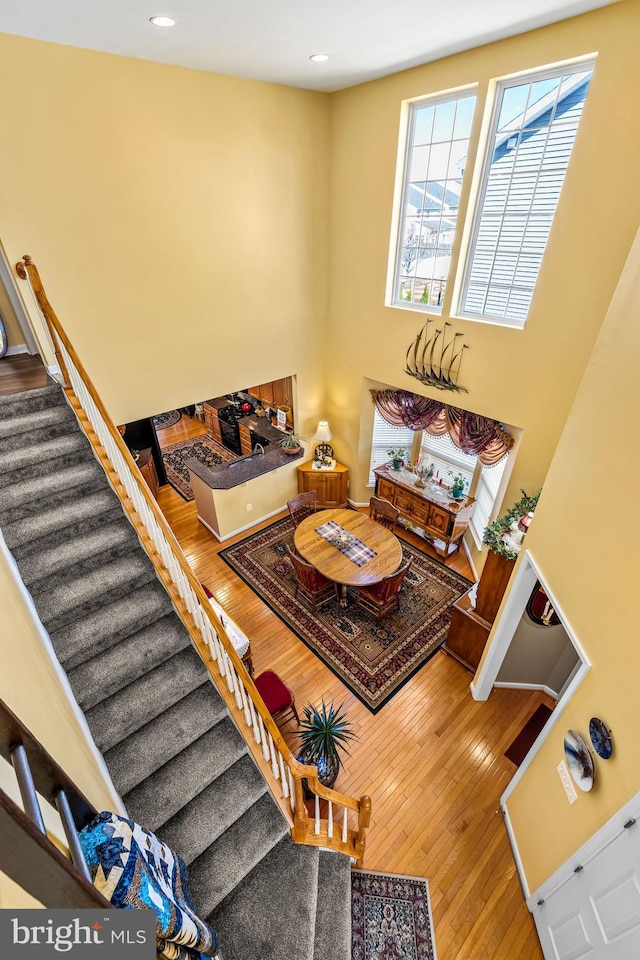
<box><xmin>67</xmin><ymin>612</ymin><xmax>191</xmax><ymax>711</ymax></box>
<box><xmin>3</xmin><ymin>489</ymin><xmax>124</xmax><ymax>557</ymax></box>
<box><xmin>159</xmin><ymin>755</ymin><xmax>266</xmax><ymax>865</ymax></box>
<box><xmin>18</xmin><ymin>518</ymin><xmax>138</xmax><ymax>587</ymax></box>
<box><xmin>49</xmin><ymin>581</ymin><xmax>174</xmax><ymax>671</ymax></box>
<box><xmin>313</xmin><ymin>851</ymin><xmax>352</xmax><ymax>960</ymax></box>
<box><xmin>0</xmin><ymin>460</ymin><xmax>107</xmax><ymax>523</ymax></box>
<box><xmin>0</xmin><ymin>402</ymin><xmax>76</xmax><ymax>442</ymax></box>
<box><xmin>86</xmin><ymin>646</ymin><xmax>213</xmax><ymax>752</ymax></box>
<box><xmin>188</xmin><ymin>794</ymin><xmax>289</xmax><ymax>918</ymax></box>
<box><xmin>0</xmin><ymin>431</ymin><xmax>92</xmax><ymax>481</ymax></box>
<box><xmin>210</xmin><ymin>835</ymin><xmax>321</xmax><ymax>960</ymax></box>
<box><xmin>28</xmin><ymin>551</ymin><xmax>157</xmax><ymax>633</ymax></box>
<box><xmin>0</xmin><ymin>383</ymin><xmax>65</xmax><ymax>416</ymax></box>
<box><xmin>105</xmin><ymin>682</ymin><xmax>228</xmax><ymax>796</ymax></box>
<box><xmin>124</xmin><ymin>717</ymin><xmax>246</xmax><ymax>832</ymax></box>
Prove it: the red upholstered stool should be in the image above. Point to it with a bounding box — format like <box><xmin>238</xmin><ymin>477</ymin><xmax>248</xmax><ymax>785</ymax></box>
<box><xmin>254</xmin><ymin>670</ymin><xmax>300</xmax><ymax>726</ymax></box>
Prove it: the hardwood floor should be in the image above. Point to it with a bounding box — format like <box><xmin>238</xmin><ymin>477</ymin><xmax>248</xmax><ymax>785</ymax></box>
<box><xmin>158</xmin><ymin>480</ymin><xmax>548</xmax><ymax>960</ymax></box>
<box><xmin>1</xmin><ymin>365</ymin><xmax>545</xmax><ymax>957</ymax></box>
<box><xmin>0</xmin><ymin>353</ymin><xmax>49</xmax><ymax>394</ymax></box>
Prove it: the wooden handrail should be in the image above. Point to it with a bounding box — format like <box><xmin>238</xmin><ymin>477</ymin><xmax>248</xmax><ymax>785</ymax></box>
<box><xmin>15</xmin><ymin>255</ymin><xmax>371</xmax><ymax>865</ymax></box>
<box><xmin>0</xmin><ymin>697</ymin><xmax>111</xmax><ymax>907</ymax></box>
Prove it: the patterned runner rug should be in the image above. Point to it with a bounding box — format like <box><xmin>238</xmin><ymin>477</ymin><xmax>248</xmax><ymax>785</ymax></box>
<box><xmin>351</xmin><ymin>869</ymin><xmax>437</xmax><ymax>960</ymax></box>
<box><xmin>162</xmin><ymin>435</ymin><xmax>236</xmax><ymax>500</ymax></box>
<box><xmin>219</xmin><ymin>516</ymin><xmax>471</xmax><ymax>712</ymax></box>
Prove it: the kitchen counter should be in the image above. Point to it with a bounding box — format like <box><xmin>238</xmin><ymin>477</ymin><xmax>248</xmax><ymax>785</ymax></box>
<box><xmin>187</xmin><ymin>432</ymin><xmax>303</xmax><ymax>541</ymax></box>
<box><xmin>186</xmin><ymin>439</ymin><xmax>303</xmax><ymax>491</ymax></box>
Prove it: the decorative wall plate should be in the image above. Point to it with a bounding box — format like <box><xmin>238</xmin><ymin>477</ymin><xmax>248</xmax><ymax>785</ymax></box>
<box><xmin>564</xmin><ymin>729</ymin><xmax>595</xmax><ymax>792</ymax></box>
<box><xmin>526</xmin><ymin>583</ymin><xmax>560</xmax><ymax>626</ymax></box>
<box><xmin>589</xmin><ymin>717</ymin><xmax>613</xmax><ymax>760</ymax></box>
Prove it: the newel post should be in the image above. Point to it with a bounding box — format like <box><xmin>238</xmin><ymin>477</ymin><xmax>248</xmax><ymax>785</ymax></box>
<box><xmin>354</xmin><ymin>795</ymin><xmax>372</xmax><ymax>866</ymax></box>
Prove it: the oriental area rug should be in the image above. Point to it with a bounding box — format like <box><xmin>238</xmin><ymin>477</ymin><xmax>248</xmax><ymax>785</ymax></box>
<box><xmin>351</xmin><ymin>869</ymin><xmax>436</xmax><ymax>960</ymax></box>
<box><xmin>162</xmin><ymin>436</ymin><xmax>236</xmax><ymax>500</ymax></box>
<box><xmin>152</xmin><ymin>408</ymin><xmax>181</xmax><ymax>430</ymax></box>
<box><xmin>219</xmin><ymin>516</ymin><xmax>471</xmax><ymax>712</ymax></box>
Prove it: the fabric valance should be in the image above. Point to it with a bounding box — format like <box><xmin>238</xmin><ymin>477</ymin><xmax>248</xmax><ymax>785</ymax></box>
<box><xmin>370</xmin><ymin>389</ymin><xmax>513</xmax><ymax>465</ymax></box>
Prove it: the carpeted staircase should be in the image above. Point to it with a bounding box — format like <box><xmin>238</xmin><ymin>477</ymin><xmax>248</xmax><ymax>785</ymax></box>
<box><xmin>0</xmin><ymin>381</ymin><xmax>352</xmax><ymax>960</ymax></box>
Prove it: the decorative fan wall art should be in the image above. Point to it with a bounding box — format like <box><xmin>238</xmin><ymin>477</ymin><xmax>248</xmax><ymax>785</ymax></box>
<box><xmin>564</xmin><ymin>729</ymin><xmax>595</xmax><ymax>792</ymax></box>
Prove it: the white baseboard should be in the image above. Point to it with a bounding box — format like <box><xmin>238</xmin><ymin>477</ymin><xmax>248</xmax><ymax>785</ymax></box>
<box><xmin>197</xmin><ymin>505</ymin><xmax>287</xmax><ymax>543</ymax></box>
<box><xmin>5</xmin><ymin>343</ymin><xmax>29</xmax><ymax>356</ymax></box>
<box><xmin>461</xmin><ymin>537</ymin><xmax>478</xmax><ymax>581</ymax></box>
<box><xmin>493</xmin><ymin>680</ymin><xmax>559</xmax><ymax>700</ymax></box>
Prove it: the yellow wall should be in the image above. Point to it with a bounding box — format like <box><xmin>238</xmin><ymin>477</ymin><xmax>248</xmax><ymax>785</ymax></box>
<box><xmin>0</xmin><ymin>548</ymin><xmax>121</xmax><ymax>813</ymax></box>
<box><xmin>0</xmin><ymin>281</ymin><xmax>24</xmax><ymax>348</ymax></box>
<box><xmin>504</xmin><ymin>226</ymin><xmax>640</xmax><ymax>892</ymax></box>
<box><xmin>0</xmin><ymin>32</ymin><xmax>330</xmax><ymax>435</ymax></box>
<box><xmin>327</xmin><ymin>0</ymin><xmax>640</xmax><ymax>561</ymax></box>
<box><xmin>1</xmin><ymin>0</ymin><xmax>640</xmax><ymax>898</ymax></box>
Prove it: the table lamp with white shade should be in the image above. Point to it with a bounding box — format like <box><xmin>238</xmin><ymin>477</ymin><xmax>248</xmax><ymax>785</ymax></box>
<box><xmin>313</xmin><ymin>421</ymin><xmax>334</xmax><ymax>460</ymax></box>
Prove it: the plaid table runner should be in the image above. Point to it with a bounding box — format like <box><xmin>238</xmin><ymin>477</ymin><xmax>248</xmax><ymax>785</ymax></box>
<box><xmin>315</xmin><ymin>520</ymin><xmax>377</xmax><ymax>567</ymax></box>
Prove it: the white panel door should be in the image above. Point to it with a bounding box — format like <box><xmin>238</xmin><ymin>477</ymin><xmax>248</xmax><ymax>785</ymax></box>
<box><xmin>535</xmin><ymin>822</ymin><xmax>640</xmax><ymax>959</ymax></box>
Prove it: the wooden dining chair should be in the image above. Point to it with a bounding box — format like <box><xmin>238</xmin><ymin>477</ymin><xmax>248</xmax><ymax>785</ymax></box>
<box><xmin>287</xmin><ymin>490</ymin><xmax>319</xmax><ymax>527</ymax></box>
<box><xmin>285</xmin><ymin>544</ymin><xmax>337</xmax><ymax>611</ymax></box>
<box><xmin>369</xmin><ymin>495</ymin><xmax>400</xmax><ymax>530</ymax></box>
<box><xmin>355</xmin><ymin>558</ymin><xmax>412</xmax><ymax>620</ymax></box>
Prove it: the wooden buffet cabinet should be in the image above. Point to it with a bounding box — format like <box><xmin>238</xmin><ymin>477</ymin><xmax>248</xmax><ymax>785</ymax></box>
<box><xmin>443</xmin><ymin>550</ymin><xmax>516</xmax><ymax>672</ymax></box>
<box><xmin>373</xmin><ymin>466</ymin><xmax>475</xmax><ymax>558</ymax></box>
<box><xmin>297</xmin><ymin>461</ymin><xmax>349</xmax><ymax>508</ymax></box>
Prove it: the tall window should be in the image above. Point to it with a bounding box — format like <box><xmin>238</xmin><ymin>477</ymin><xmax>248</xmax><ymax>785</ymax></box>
<box><xmin>469</xmin><ymin>457</ymin><xmax>509</xmax><ymax>547</ymax></box>
<box><xmin>391</xmin><ymin>92</ymin><xmax>477</xmax><ymax>311</ymax></box>
<box><xmin>368</xmin><ymin>409</ymin><xmax>415</xmax><ymax>484</ymax></box>
<box><xmin>459</xmin><ymin>63</ymin><xmax>594</xmax><ymax>326</ymax></box>
<box><xmin>390</xmin><ymin>60</ymin><xmax>595</xmax><ymax>327</ymax></box>
<box><xmin>418</xmin><ymin>432</ymin><xmax>475</xmax><ymax>487</ymax></box>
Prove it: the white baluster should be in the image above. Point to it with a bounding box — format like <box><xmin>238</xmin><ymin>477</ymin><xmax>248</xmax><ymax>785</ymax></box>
<box><xmin>239</xmin><ymin>680</ymin><xmax>252</xmax><ymax>728</ymax></box>
<box><xmin>278</xmin><ymin>753</ymin><xmax>289</xmax><ymax>799</ymax></box>
<box><xmin>314</xmin><ymin>794</ymin><xmax>320</xmax><ymax>835</ymax></box>
<box><xmin>327</xmin><ymin>801</ymin><xmax>333</xmax><ymax>838</ymax></box>
<box><xmin>267</xmin><ymin>734</ymin><xmax>279</xmax><ymax>780</ymax></box>
<box><xmin>342</xmin><ymin>807</ymin><xmax>348</xmax><ymax>843</ymax></box>
<box><xmin>258</xmin><ymin>716</ymin><xmax>270</xmax><ymax>760</ymax></box>
<box><xmin>249</xmin><ymin>698</ymin><xmax>261</xmax><ymax>745</ymax></box>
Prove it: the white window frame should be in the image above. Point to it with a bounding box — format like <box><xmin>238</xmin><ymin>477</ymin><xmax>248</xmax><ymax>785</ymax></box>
<box><xmin>455</xmin><ymin>60</ymin><xmax>595</xmax><ymax>328</ymax></box>
<box><xmin>469</xmin><ymin>456</ymin><xmax>509</xmax><ymax>548</ymax></box>
<box><xmin>388</xmin><ymin>88</ymin><xmax>478</xmax><ymax>315</ymax></box>
<box><xmin>368</xmin><ymin>409</ymin><xmax>416</xmax><ymax>485</ymax></box>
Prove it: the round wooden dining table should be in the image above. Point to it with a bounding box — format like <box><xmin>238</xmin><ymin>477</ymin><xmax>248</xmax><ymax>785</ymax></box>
<box><xmin>293</xmin><ymin>508</ymin><xmax>403</xmax><ymax>606</ymax></box>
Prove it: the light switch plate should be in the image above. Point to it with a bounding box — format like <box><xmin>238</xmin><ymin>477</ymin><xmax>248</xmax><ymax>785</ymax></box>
<box><xmin>557</xmin><ymin>759</ymin><xmax>578</xmax><ymax>804</ymax></box>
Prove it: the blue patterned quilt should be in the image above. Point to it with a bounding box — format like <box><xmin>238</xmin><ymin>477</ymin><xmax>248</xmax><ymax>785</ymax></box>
<box><xmin>79</xmin><ymin>811</ymin><xmax>219</xmax><ymax>960</ymax></box>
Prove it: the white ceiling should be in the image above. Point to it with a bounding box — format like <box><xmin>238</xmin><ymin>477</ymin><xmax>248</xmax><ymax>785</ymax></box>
<box><xmin>0</xmin><ymin>0</ymin><xmax>615</xmax><ymax>92</ymax></box>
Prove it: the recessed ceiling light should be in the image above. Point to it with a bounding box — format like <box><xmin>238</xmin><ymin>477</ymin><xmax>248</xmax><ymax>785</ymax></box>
<box><xmin>149</xmin><ymin>16</ymin><xmax>175</xmax><ymax>27</ymax></box>
<box><xmin>309</xmin><ymin>54</ymin><xmax>329</xmax><ymax>63</ymax></box>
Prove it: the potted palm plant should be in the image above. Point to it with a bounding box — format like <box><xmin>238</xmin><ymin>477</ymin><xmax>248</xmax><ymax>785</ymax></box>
<box><xmin>297</xmin><ymin>700</ymin><xmax>358</xmax><ymax>789</ymax></box>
